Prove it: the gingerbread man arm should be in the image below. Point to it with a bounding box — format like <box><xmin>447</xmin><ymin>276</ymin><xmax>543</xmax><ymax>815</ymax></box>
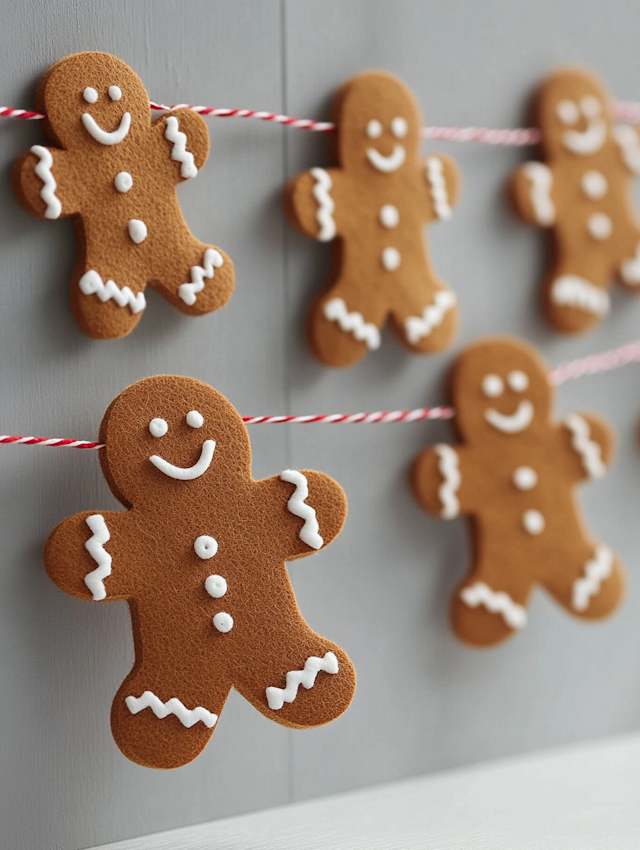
<box><xmin>154</xmin><ymin>108</ymin><xmax>210</xmax><ymax>182</ymax></box>
<box><xmin>12</xmin><ymin>146</ymin><xmax>81</xmax><ymax>220</ymax></box>
<box><xmin>560</xmin><ymin>412</ymin><xmax>615</xmax><ymax>484</ymax></box>
<box><xmin>508</xmin><ymin>161</ymin><xmax>559</xmax><ymax>227</ymax></box>
<box><xmin>612</xmin><ymin>125</ymin><xmax>640</xmax><ymax>176</ymax></box>
<box><xmin>412</xmin><ymin>443</ymin><xmax>474</xmax><ymax>519</ymax></box>
<box><xmin>44</xmin><ymin>510</ymin><xmax>133</xmax><ymax>603</ymax></box>
<box><xmin>283</xmin><ymin>167</ymin><xmax>350</xmax><ymax>242</ymax></box>
<box><xmin>422</xmin><ymin>153</ymin><xmax>461</xmax><ymax>223</ymax></box>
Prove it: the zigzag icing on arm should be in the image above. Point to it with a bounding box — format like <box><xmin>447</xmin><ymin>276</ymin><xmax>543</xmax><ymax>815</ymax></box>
<box><xmin>572</xmin><ymin>546</ymin><xmax>613</xmax><ymax>611</ymax></box>
<box><xmin>280</xmin><ymin>469</ymin><xmax>323</xmax><ymax>549</ymax></box>
<box><xmin>265</xmin><ymin>651</ymin><xmax>339</xmax><ymax>710</ymax></box>
<box><xmin>164</xmin><ymin>115</ymin><xmax>198</xmax><ymax>179</ymax></box>
<box><xmin>323</xmin><ymin>298</ymin><xmax>381</xmax><ymax>350</ymax></box>
<box><xmin>551</xmin><ymin>276</ymin><xmax>610</xmax><ymax>317</ymax></box>
<box><xmin>405</xmin><ymin>290</ymin><xmax>457</xmax><ymax>345</ymax></box>
<box><xmin>613</xmin><ymin>125</ymin><xmax>640</xmax><ymax>174</ymax></box>
<box><xmin>125</xmin><ymin>691</ymin><xmax>218</xmax><ymax>728</ymax></box>
<box><xmin>460</xmin><ymin>582</ymin><xmax>527</xmax><ymax>630</ymax></box>
<box><xmin>31</xmin><ymin>145</ymin><xmax>62</xmax><ymax>219</ymax></box>
<box><xmin>178</xmin><ymin>248</ymin><xmax>224</xmax><ymax>306</ymax></box>
<box><xmin>79</xmin><ymin>270</ymin><xmax>146</xmax><ymax>314</ymax></box>
<box><xmin>425</xmin><ymin>156</ymin><xmax>452</xmax><ymax>220</ymax></box>
<box><xmin>84</xmin><ymin>514</ymin><xmax>112</xmax><ymax>601</ymax></box>
<box><xmin>564</xmin><ymin>414</ymin><xmax>606</xmax><ymax>479</ymax></box>
<box><xmin>523</xmin><ymin>162</ymin><xmax>555</xmax><ymax>225</ymax></box>
<box><xmin>310</xmin><ymin>168</ymin><xmax>336</xmax><ymax>241</ymax></box>
<box><xmin>434</xmin><ymin>445</ymin><xmax>460</xmax><ymax>519</ymax></box>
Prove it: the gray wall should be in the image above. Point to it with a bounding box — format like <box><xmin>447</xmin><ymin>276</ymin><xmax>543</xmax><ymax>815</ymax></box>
<box><xmin>1</xmin><ymin>1</ymin><xmax>640</xmax><ymax>848</ymax></box>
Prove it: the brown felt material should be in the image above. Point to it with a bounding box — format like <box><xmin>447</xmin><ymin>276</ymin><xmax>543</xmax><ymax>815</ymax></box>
<box><xmin>411</xmin><ymin>336</ymin><xmax>624</xmax><ymax>648</ymax></box>
<box><xmin>283</xmin><ymin>70</ymin><xmax>461</xmax><ymax>368</ymax></box>
<box><xmin>12</xmin><ymin>52</ymin><xmax>234</xmax><ymax>339</ymax></box>
<box><xmin>43</xmin><ymin>376</ymin><xmax>355</xmax><ymax>769</ymax></box>
<box><xmin>508</xmin><ymin>67</ymin><xmax>640</xmax><ymax>334</ymax></box>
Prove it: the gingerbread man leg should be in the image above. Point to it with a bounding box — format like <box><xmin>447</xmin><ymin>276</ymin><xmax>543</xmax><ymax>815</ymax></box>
<box><xmin>389</xmin><ymin>283</ymin><xmax>458</xmax><ymax>355</ymax></box>
<box><xmin>543</xmin><ymin>252</ymin><xmax>612</xmax><ymax>334</ymax></box>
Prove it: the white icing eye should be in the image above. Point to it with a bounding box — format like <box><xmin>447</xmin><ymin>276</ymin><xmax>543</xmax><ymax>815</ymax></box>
<box><xmin>195</xmin><ymin>535</ymin><xmax>218</xmax><ymax>560</ymax></box>
<box><xmin>213</xmin><ymin>612</ymin><xmax>234</xmax><ymax>633</ymax></box>
<box><xmin>186</xmin><ymin>410</ymin><xmax>204</xmax><ymax>428</ymax></box>
<box><xmin>366</xmin><ymin>119</ymin><xmax>382</xmax><ymax>139</ymax></box>
<box><xmin>581</xmin><ymin>95</ymin><xmax>601</xmax><ymax>119</ymax></box>
<box><xmin>108</xmin><ymin>85</ymin><xmax>122</xmax><ymax>101</ymax></box>
<box><xmin>114</xmin><ymin>171</ymin><xmax>133</xmax><ymax>193</ymax></box>
<box><xmin>149</xmin><ymin>418</ymin><xmax>168</xmax><ymax>438</ymax></box>
<box><xmin>508</xmin><ymin>370</ymin><xmax>529</xmax><ymax>392</ymax></box>
<box><xmin>391</xmin><ymin>116</ymin><xmax>408</xmax><ymax>138</ymax></box>
<box><xmin>205</xmin><ymin>574</ymin><xmax>227</xmax><ymax>598</ymax></box>
<box><xmin>556</xmin><ymin>99</ymin><xmax>579</xmax><ymax>125</ymax></box>
<box><xmin>482</xmin><ymin>374</ymin><xmax>504</xmax><ymax>398</ymax></box>
<box><xmin>83</xmin><ymin>87</ymin><xmax>98</xmax><ymax>104</ymax></box>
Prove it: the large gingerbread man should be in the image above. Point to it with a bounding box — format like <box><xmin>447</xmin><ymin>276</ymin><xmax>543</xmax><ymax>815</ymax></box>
<box><xmin>509</xmin><ymin>67</ymin><xmax>640</xmax><ymax>334</ymax></box>
<box><xmin>12</xmin><ymin>52</ymin><xmax>234</xmax><ymax>339</ymax></box>
<box><xmin>284</xmin><ymin>70</ymin><xmax>461</xmax><ymax>368</ymax></box>
<box><xmin>44</xmin><ymin>376</ymin><xmax>355</xmax><ymax>768</ymax></box>
<box><xmin>412</xmin><ymin>336</ymin><xmax>624</xmax><ymax>647</ymax></box>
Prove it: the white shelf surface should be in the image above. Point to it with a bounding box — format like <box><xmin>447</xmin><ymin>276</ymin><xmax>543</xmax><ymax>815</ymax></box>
<box><xmin>96</xmin><ymin>732</ymin><xmax>640</xmax><ymax>849</ymax></box>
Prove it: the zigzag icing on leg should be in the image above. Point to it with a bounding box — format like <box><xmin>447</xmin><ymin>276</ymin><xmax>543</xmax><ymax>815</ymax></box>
<box><xmin>323</xmin><ymin>298</ymin><xmax>381</xmax><ymax>350</ymax></box>
<box><xmin>572</xmin><ymin>546</ymin><xmax>613</xmax><ymax>612</ymax></box>
<box><xmin>551</xmin><ymin>275</ymin><xmax>609</xmax><ymax>317</ymax></box>
<box><xmin>125</xmin><ymin>690</ymin><xmax>218</xmax><ymax>728</ymax></box>
<box><xmin>434</xmin><ymin>445</ymin><xmax>460</xmax><ymax>519</ymax></box>
<box><xmin>280</xmin><ymin>469</ymin><xmax>323</xmax><ymax>549</ymax></box>
<box><xmin>405</xmin><ymin>290</ymin><xmax>457</xmax><ymax>345</ymax></box>
<box><xmin>265</xmin><ymin>651</ymin><xmax>339</xmax><ymax>710</ymax></box>
<box><xmin>564</xmin><ymin>414</ymin><xmax>606</xmax><ymax>479</ymax></box>
<box><xmin>178</xmin><ymin>248</ymin><xmax>224</xmax><ymax>306</ymax></box>
<box><xmin>164</xmin><ymin>115</ymin><xmax>198</xmax><ymax>179</ymax></box>
<box><xmin>425</xmin><ymin>156</ymin><xmax>453</xmax><ymax>220</ymax></box>
<box><xmin>79</xmin><ymin>270</ymin><xmax>146</xmax><ymax>314</ymax></box>
<box><xmin>84</xmin><ymin>514</ymin><xmax>112</xmax><ymax>601</ymax></box>
<box><xmin>31</xmin><ymin>145</ymin><xmax>62</xmax><ymax>219</ymax></box>
<box><xmin>460</xmin><ymin>582</ymin><xmax>527</xmax><ymax>630</ymax></box>
<box><xmin>310</xmin><ymin>167</ymin><xmax>336</xmax><ymax>241</ymax></box>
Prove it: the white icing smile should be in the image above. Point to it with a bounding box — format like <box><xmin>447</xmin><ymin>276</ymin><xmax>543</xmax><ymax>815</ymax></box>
<box><xmin>558</xmin><ymin>96</ymin><xmax>607</xmax><ymax>155</ymax></box>
<box><xmin>366</xmin><ymin>144</ymin><xmax>406</xmax><ymax>173</ymax></box>
<box><xmin>82</xmin><ymin>111</ymin><xmax>131</xmax><ymax>146</ymax></box>
<box><xmin>484</xmin><ymin>400</ymin><xmax>534</xmax><ymax>434</ymax></box>
<box><xmin>150</xmin><ymin>439</ymin><xmax>216</xmax><ymax>480</ymax></box>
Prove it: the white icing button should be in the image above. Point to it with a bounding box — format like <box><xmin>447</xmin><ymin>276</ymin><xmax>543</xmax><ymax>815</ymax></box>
<box><xmin>379</xmin><ymin>205</ymin><xmax>400</xmax><ymax>228</ymax></box>
<box><xmin>205</xmin><ymin>574</ymin><xmax>227</xmax><ymax>598</ymax></box>
<box><xmin>556</xmin><ymin>99</ymin><xmax>579</xmax><ymax>125</ymax></box>
<box><xmin>114</xmin><ymin>171</ymin><xmax>133</xmax><ymax>193</ymax></box>
<box><xmin>108</xmin><ymin>85</ymin><xmax>122</xmax><ymax>101</ymax></box>
<box><xmin>186</xmin><ymin>410</ymin><xmax>204</xmax><ymax>429</ymax></box>
<box><xmin>382</xmin><ymin>247</ymin><xmax>401</xmax><ymax>271</ymax></box>
<box><xmin>128</xmin><ymin>219</ymin><xmax>147</xmax><ymax>244</ymax></box>
<box><xmin>522</xmin><ymin>509</ymin><xmax>545</xmax><ymax>535</ymax></box>
<box><xmin>195</xmin><ymin>535</ymin><xmax>218</xmax><ymax>560</ymax></box>
<box><xmin>581</xmin><ymin>170</ymin><xmax>608</xmax><ymax>200</ymax></box>
<box><xmin>507</xmin><ymin>370</ymin><xmax>529</xmax><ymax>392</ymax></box>
<box><xmin>83</xmin><ymin>86</ymin><xmax>98</xmax><ymax>104</ymax></box>
<box><xmin>149</xmin><ymin>418</ymin><xmax>168</xmax><ymax>438</ymax></box>
<box><xmin>391</xmin><ymin>116</ymin><xmax>408</xmax><ymax>138</ymax></box>
<box><xmin>482</xmin><ymin>374</ymin><xmax>504</xmax><ymax>398</ymax></box>
<box><xmin>213</xmin><ymin>612</ymin><xmax>233</xmax><ymax>633</ymax></box>
<box><xmin>366</xmin><ymin>119</ymin><xmax>382</xmax><ymax>139</ymax></box>
<box><xmin>513</xmin><ymin>466</ymin><xmax>538</xmax><ymax>491</ymax></box>
<box><xmin>587</xmin><ymin>212</ymin><xmax>612</xmax><ymax>240</ymax></box>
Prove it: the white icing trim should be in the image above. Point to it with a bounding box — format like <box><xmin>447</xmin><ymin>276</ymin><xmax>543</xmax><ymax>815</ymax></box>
<box><xmin>522</xmin><ymin>162</ymin><xmax>555</xmax><ymax>226</ymax></box>
<box><xmin>405</xmin><ymin>290</ymin><xmax>457</xmax><ymax>345</ymax></box>
<box><xmin>562</xmin><ymin>118</ymin><xmax>607</xmax><ymax>155</ymax></box>
<box><xmin>84</xmin><ymin>515</ymin><xmax>112</xmax><ymax>601</ymax></box>
<box><xmin>280</xmin><ymin>469</ymin><xmax>323</xmax><ymax>550</ymax></box>
<box><xmin>433</xmin><ymin>445</ymin><xmax>460</xmax><ymax>519</ymax></box>
<box><xmin>425</xmin><ymin>156</ymin><xmax>452</xmax><ymax>221</ymax></box>
<box><xmin>484</xmin><ymin>400</ymin><xmax>534</xmax><ymax>434</ymax></box>
<box><xmin>265</xmin><ymin>651</ymin><xmax>339</xmax><ymax>710</ymax></box>
<box><xmin>460</xmin><ymin>582</ymin><xmax>527</xmax><ymax>630</ymax></box>
<box><xmin>366</xmin><ymin>145</ymin><xmax>406</xmax><ymax>173</ymax></box>
<box><xmin>79</xmin><ymin>270</ymin><xmax>146</xmax><ymax>314</ymax></box>
<box><xmin>550</xmin><ymin>276</ymin><xmax>610</xmax><ymax>318</ymax></box>
<box><xmin>572</xmin><ymin>546</ymin><xmax>613</xmax><ymax>612</ymax></box>
<box><xmin>178</xmin><ymin>248</ymin><xmax>224</xmax><ymax>306</ymax></box>
<box><xmin>564</xmin><ymin>414</ymin><xmax>606</xmax><ymax>479</ymax></box>
<box><xmin>30</xmin><ymin>145</ymin><xmax>62</xmax><ymax>219</ymax></box>
<box><xmin>323</xmin><ymin>298</ymin><xmax>381</xmax><ymax>350</ymax></box>
<box><xmin>125</xmin><ymin>691</ymin><xmax>218</xmax><ymax>728</ymax></box>
<box><xmin>81</xmin><ymin>111</ymin><xmax>131</xmax><ymax>146</ymax></box>
<box><xmin>150</xmin><ymin>439</ymin><xmax>216</xmax><ymax>481</ymax></box>
<box><xmin>621</xmin><ymin>242</ymin><xmax>640</xmax><ymax>285</ymax></box>
<box><xmin>164</xmin><ymin>115</ymin><xmax>198</xmax><ymax>179</ymax></box>
<box><xmin>613</xmin><ymin>125</ymin><xmax>640</xmax><ymax>174</ymax></box>
<box><xmin>310</xmin><ymin>167</ymin><xmax>336</xmax><ymax>242</ymax></box>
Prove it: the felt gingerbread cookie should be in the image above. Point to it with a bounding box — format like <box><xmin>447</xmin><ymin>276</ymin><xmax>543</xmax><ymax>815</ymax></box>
<box><xmin>12</xmin><ymin>51</ymin><xmax>234</xmax><ymax>339</ymax></box>
<box><xmin>509</xmin><ymin>67</ymin><xmax>640</xmax><ymax>333</ymax></box>
<box><xmin>44</xmin><ymin>375</ymin><xmax>355</xmax><ymax>768</ymax></box>
<box><xmin>284</xmin><ymin>70</ymin><xmax>461</xmax><ymax>368</ymax></box>
<box><xmin>412</xmin><ymin>336</ymin><xmax>624</xmax><ymax>647</ymax></box>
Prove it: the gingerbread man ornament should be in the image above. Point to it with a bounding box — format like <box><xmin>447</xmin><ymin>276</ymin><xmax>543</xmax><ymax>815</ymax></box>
<box><xmin>13</xmin><ymin>52</ymin><xmax>234</xmax><ymax>339</ymax></box>
<box><xmin>412</xmin><ymin>336</ymin><xmax>624</xmax><ymax>647</ymax></box>
<box><xmin>284</xmin><ymin>70</ymin><xmax>461</xmax><ymax>367</ymax></box>
<box><xmin>44</xmin><ymin>376</ymin><xmax>355</xmax><ymax>768</ymax></box>
<box><xmin>509</xmin><ymin>67</ymin><xmax>640</xmax><ymax>333</ymax></box>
